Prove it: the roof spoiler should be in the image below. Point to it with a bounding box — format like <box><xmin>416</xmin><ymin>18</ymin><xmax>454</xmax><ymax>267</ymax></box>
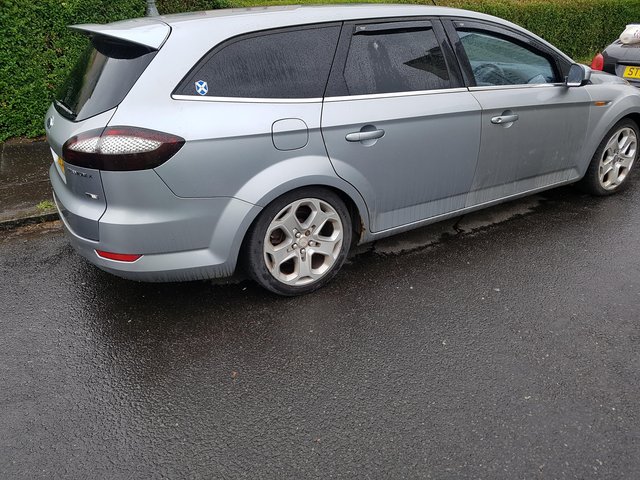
<box><xmin>70</xmin><ymin>18</ymin><xmax>170</xmax><ymax>50</ymax></box>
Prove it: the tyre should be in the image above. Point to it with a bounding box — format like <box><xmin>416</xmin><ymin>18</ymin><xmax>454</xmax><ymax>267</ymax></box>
<box><xmin>578</xmin><ymin>119</ymin><xmax>639</xmax><ymax>195</ymax></box>
<box><xmin>244</xmin><ymin>188</ymin><xmax>352</xmax><ymax>296</ymax></box>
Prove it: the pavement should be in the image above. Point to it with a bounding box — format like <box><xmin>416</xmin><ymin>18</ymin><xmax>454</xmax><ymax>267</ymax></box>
<box><xmin>0</xmin><ymin>139</ymin><xmax>57</xmax><ymax>229</ymax></box>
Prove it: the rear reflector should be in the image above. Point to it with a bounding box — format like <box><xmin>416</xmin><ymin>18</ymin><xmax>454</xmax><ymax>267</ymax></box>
<box><xmin>96</xmin><ymin>250</ymin><xmax>142</xmax><ymax>262</ymax></box>
<box><xmin>590</xmin><ymin>53</ymin><xmax>604</xmax><ymax>71</ymax></box>
<box><xmin>63</xmin><ymin>126</ymin><xmax>184</xmax><ymax>171</ymax></box>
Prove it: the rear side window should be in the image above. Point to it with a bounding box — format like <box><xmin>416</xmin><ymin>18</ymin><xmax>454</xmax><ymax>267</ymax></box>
<box><xmin>175</xmin><ymin>26</ymin><xmax>340</xmax><ymax>99</ymax></box>
<box><xmin>55</xmin><ymin>36</ymin><xmax>156</xmax><ymax>122</ymax></box>
<box><xmin>343</xmin><ymin>26</ymin><xmax>451</xmax><ymax>95</ymax></box>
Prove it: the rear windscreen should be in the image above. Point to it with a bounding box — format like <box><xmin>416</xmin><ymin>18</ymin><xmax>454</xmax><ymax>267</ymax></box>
<box><xmin>55</xmin><ymin>35</ymin><xmax>156</xmax><ymax>121</ymax></box>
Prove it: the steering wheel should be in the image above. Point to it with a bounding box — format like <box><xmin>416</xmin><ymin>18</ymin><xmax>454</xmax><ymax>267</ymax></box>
<box><xmin>473</xmin><ymin>63</ymin><xmax>508</xmax><ymax>86</ymax></box>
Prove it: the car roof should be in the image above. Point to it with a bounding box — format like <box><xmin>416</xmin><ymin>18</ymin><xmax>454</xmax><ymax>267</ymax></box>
<box><xmin>158</xmin><ymin>4</ymin><xmax>468</xmax><ymax>25</ymax></box>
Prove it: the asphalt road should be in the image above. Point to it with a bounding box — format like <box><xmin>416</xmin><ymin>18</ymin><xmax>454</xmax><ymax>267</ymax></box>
<box><xmin>1</xmin><ymin>183</ymin><xmax>639</xmax><ymax>479</ymax></box>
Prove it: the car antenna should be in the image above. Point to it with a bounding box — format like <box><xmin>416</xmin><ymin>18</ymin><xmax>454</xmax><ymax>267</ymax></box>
<box><xmin>431</xmin><ymin>0</ymin><xmax>437</xmax><ymax>5</ymax></box>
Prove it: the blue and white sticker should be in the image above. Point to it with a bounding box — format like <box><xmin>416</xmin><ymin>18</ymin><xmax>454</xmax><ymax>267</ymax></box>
<box><xmin>194</xmin><ymin>80</ymin><xmax>208</xmax><ymax>96</ymax></box>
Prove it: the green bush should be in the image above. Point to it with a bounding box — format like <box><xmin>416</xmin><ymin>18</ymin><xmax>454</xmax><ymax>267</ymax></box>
<box><xmin>157</xmin><ymin>0</ymin><xmax>231</xmax><ymax>12</ymax></box>
<box><xmin>1</xmin><ymin>0</ymin><xmax>639</xmax><ymax>141</ymax></box>
<box><xmin>0</xmin><ymin>0</ymin><xmax>144</xmax><ymax>142</ymax></box>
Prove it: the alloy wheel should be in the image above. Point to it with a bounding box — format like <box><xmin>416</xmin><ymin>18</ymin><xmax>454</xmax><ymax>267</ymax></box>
<box><xmin>263</xmin><ymin>198</ymin><xmax>344</xmax><ymax>286</ymax></box>
<box><xmin>598</xmin><ymin>127</ymin><xmax>637</xmax><ymax>190</ymax></box>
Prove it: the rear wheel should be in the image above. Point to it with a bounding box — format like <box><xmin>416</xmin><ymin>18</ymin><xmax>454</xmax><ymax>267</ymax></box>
<box><xmin>244</xmin><ymin>188</ymin><xmax>352</xmax><ymax>296</ymax></box>
<box><xmin>578</xmin><ymin>119</ymin><xmax>638</xmax><ymax>195</ymax></box>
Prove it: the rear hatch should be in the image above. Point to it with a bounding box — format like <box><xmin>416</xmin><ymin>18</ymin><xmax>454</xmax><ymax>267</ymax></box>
<box><xmin>46</xmin><ymin>19</ymin><xmax>169</xmax><ymax>240</ymax></box>
<box><xmin>603</xmin><ymin>40</ymin><xmax>640</xmax><ymax>87</ymax></box>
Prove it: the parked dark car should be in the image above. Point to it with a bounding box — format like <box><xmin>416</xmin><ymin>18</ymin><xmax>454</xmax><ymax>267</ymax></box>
<box><xmin>592</xmin><ymin>38</ymin><xmax>640</xmax><ymax>87</ymax></box>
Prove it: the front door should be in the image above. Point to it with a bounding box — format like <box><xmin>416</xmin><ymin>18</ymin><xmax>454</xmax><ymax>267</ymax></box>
<box><xmin>446</xmin><ymin>21</ymin><xmax>592</xmax><ymax>206</ymax></box>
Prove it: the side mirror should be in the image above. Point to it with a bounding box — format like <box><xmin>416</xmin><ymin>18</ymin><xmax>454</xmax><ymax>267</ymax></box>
<box><xmin>566</xmin><ymin>63</ymin><xmax>592</xmax><ymax>87</ymax></box>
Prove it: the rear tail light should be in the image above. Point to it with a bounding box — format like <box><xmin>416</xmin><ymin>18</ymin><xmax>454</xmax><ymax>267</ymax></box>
<box><xmin>96</xmin><ymin>250</ymin><xmax>142</xmax><ymax>262</ymax></box>
<box><xmin>63</xmin><ymin>126</ymin><xmax>185</xmax><ymax>171</ymax></box>
<box><xmin>590</xmin><ymin>52</ymin><xmax>604</xmax><ymax>71</ymax></box>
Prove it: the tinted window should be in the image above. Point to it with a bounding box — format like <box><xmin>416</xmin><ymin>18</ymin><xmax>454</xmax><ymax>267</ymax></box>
<box><xmin>459</xmin><ymin>30</ymin><xmax>558</xmax><ymax>86</ymax></box>
<box><xmin>343</xmin><ymin>27</ymin><xmax>450</xmax><ymax>96</ymax></box>
<box><xmin>177</xmin><ymin>26</ymin><xmax>340</xmax><ymax>99</ymax></box>
<box><xmin>55</xmin><ymin>36</ymin><xmax>156</xmax><ymax>122</ymax></box>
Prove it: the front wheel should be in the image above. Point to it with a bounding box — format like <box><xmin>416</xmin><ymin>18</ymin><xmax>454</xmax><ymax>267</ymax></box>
<box><xmin>578</xmin><ymin>119</ymin><xmax>638</xmax><ymax>195</ymax></box>
<box><xmin>244</xmin><ymin>188</ymin><xmax>352</xmax><ymax>296</ymax></box>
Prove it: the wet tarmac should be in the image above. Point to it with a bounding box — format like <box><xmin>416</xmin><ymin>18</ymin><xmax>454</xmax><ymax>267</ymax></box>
<box><xmin>1</xmin><ymin>183</ymin><xmax>639</xmax><ymax>479</ymax></box>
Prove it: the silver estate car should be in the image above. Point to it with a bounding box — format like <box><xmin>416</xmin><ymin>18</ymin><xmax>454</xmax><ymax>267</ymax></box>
<box><xmin>46</xmin><ymin>5</ymin><xmax>640</xmax><ymax>295</ymax></box>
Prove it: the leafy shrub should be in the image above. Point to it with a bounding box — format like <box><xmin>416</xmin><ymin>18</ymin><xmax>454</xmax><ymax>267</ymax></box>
<box><xmin>0</xmin><ymin>0</ymin><xmax>144</xmax><ymax>141</ymax></box>
<box><xmin>157</xmin><ymin>0</ymin><xmax>231</xmax><ymax>13</ymax></box>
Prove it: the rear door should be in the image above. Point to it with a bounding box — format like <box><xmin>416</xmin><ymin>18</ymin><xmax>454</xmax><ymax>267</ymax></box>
<box><xmin>445</xmin><ymin>19</ymin><xmax>592</xmax><ymax>206</ymax></box>
<box><xmin>321</xmin><ymin>19</ymin><xmax>482</xmax><ymax>233</ymax></box>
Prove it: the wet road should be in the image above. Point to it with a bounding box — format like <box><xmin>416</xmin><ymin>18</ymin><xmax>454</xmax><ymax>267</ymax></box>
<box><xmin>1</xmin><ymin>184</ymin><xmax>639</xmax><ymax>479</ymax></box>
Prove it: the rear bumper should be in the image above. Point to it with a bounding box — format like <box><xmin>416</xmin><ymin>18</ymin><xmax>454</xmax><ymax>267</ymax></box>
<box><xmin>57</xmin><ymin>214</ymin><xmax>238</xmax><ymax>281</ymax></box>
<box><xmin>50</xmin><ymin>164</ymin><xmax>261</xmax><ymax>282</ymax></box>
<box><xmin>611</xmin><ymin>64</ymin><xmax>640</xmax><ymax>88</ymax></box>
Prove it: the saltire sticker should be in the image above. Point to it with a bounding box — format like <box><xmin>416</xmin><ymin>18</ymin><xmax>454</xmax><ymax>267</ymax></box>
<box><xmin>195</xmin><ymin>80</ymin><xmax>208</xmax><ymax>96</ymax></box>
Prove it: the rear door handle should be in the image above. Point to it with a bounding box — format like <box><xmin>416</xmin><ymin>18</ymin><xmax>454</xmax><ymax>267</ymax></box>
<box><xmin>345</xmin><ymin>129</ymin><xmax>385</xmax><ymax>142</ymax></box>
<box><xmin>491</xmin><ymin>114</ymin><xmax>519</xmax><ymax>125</ymax></box>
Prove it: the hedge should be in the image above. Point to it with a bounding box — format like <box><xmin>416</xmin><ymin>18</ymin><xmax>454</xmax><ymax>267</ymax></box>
<box><xmin>1</xmin><ymin>0</ymin><xmax>638</xmax><ymax>141</ymax></box>
<box><xmin>0</xmin><ymin>0</ymin><xmax>145</xmax><ymax>141</ymax></box>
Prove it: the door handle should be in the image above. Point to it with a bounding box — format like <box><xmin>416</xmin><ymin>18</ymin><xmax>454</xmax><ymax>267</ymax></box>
<box><xmin>345</xmin><ymin>129</ymin><xmax>385</xmax><ymax>142</ymax></box>
<box><xmin>491</xmin><ymin>114</ymin><xmax>519</xmax><ymax>125</ymax></box>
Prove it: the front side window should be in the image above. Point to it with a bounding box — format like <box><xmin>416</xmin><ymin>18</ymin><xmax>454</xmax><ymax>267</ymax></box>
<box><xmin>343</xmin><ymin>26</ymin><xmax>451</xmax><ymax>96</ymax></box>
<box><xmin>175</xmin><ymin>26</ymin><xmax>340</xmax><ymax>99</ymax></box>
<box><xmin>458</xmin><ymin>30</ymin><xmax>558</xmax><ymax>86</ymax></box>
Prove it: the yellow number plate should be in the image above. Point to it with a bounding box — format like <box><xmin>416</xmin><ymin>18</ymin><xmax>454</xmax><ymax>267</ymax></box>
<box><xmin>623</xmin><ymin>66</ymin><xmax>640</xmax><ymax>79</ymax></box>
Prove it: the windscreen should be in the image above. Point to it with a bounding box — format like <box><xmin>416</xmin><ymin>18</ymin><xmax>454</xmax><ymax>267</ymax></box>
<box><xmin>55</xmin><ymin>35</ymin><xmax>156</xmax><ymax>121</ymax></box>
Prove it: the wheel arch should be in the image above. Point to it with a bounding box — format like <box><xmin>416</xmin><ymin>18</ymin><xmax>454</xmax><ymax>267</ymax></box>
<box><xmin>231</xmin><ymin>182</ymin><xmax>366</xmax><ymax>280</ymax></box>
<box><xmin>624</xmin><ymin>112</ymin><xmax>640</xmax><ymax>131</ymax></box>
<box><xmin>224</xmin><ymin>180</ymin><xmax>370</xmax><ymax>276</ymax></box>
<box><xmin>586</xmin><ymin>111</ymin><xmax>640</xmax><ymax>172</ymax></box>
<box><xmin>579</xmin><ymin>97</ymin><xmax>640</xmax><ymax>179</ymax></box>
<box><xmin>249</xmin><ymin>175</ymin><xmax>370</xmax><ymax>236</ymax></box>
<box><xmin>576</xmin><ymin>111</ymin><xmax>639</xmax><ymax>195</ymax></box>
<box><xmin>250</xmin><ymin>180</ymin><xmax>369</xmax><ymax>242</ymax></box>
